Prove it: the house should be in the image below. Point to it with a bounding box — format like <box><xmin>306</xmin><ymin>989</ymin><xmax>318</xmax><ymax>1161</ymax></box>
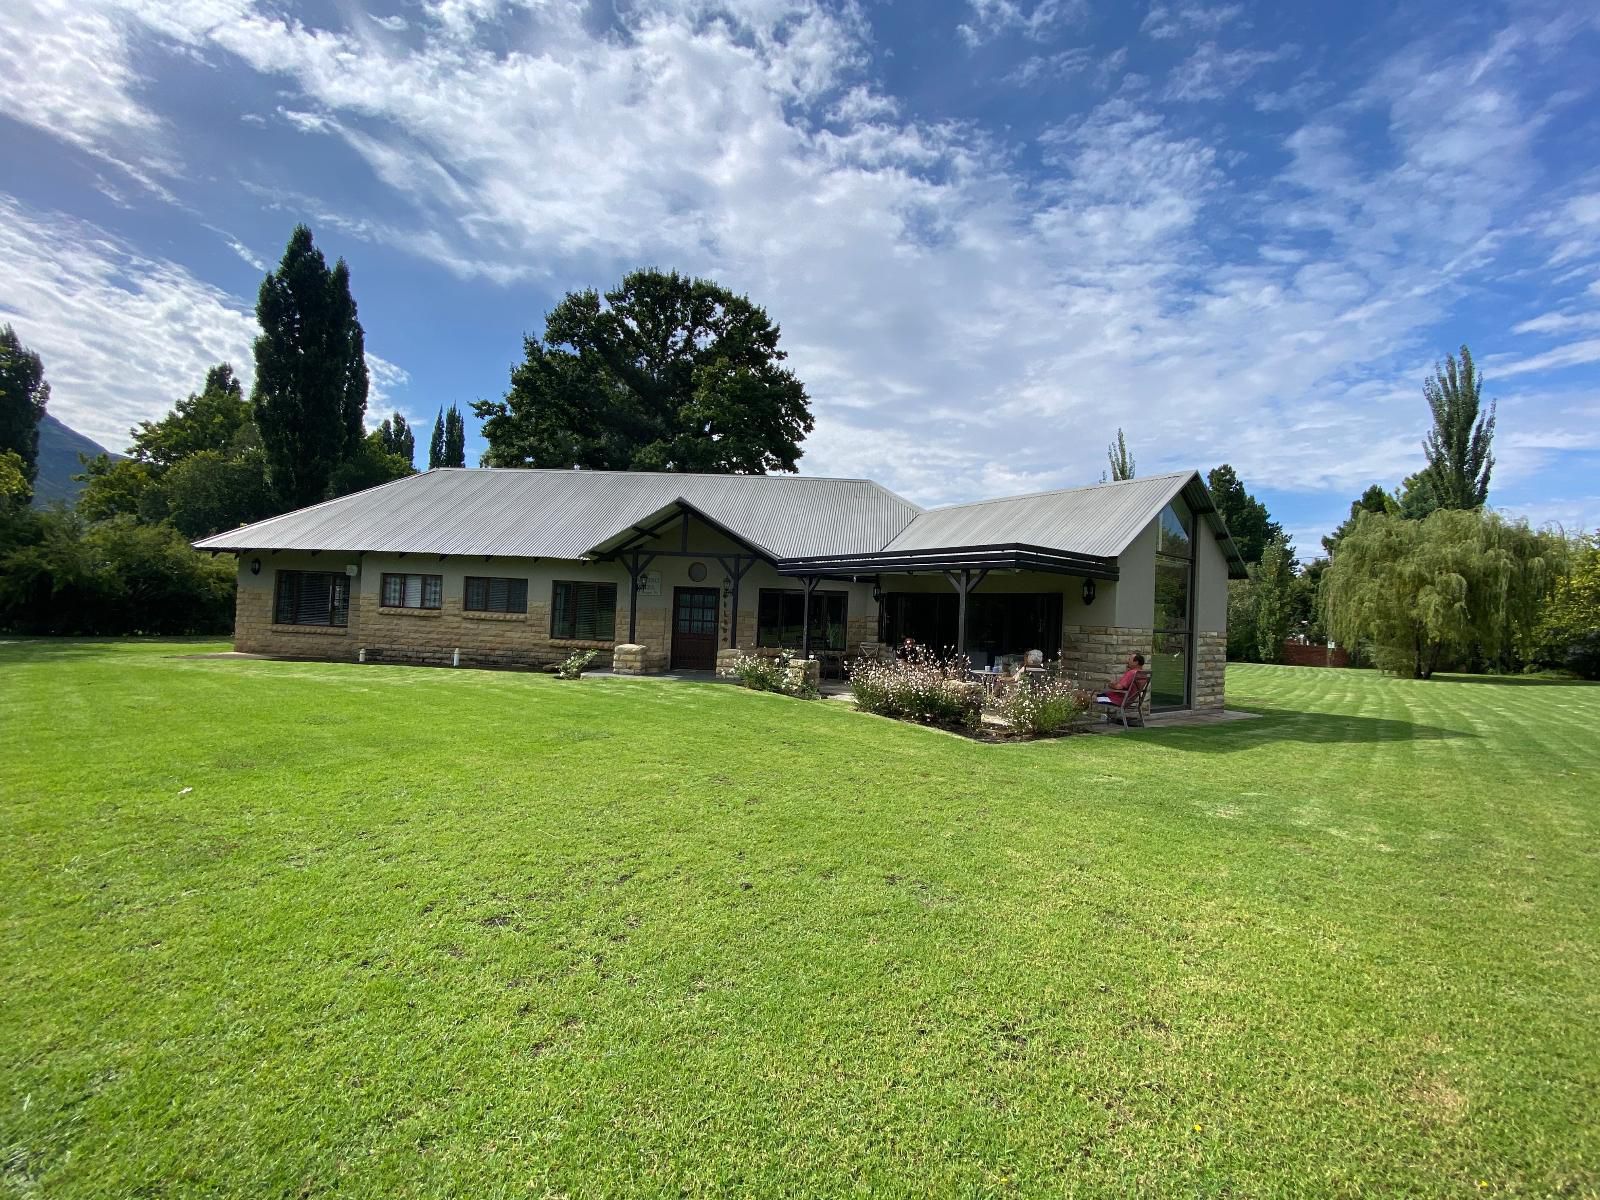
<box><xmin>193</xmin><ymin>467</ymin><xmax>1246</xmax><ymax>712</ymax></box>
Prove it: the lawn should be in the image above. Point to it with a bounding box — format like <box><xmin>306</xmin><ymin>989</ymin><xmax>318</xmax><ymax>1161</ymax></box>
<box><xmin>2</xmin><ymin>641</ymin><xmax>1597</xmax><ymax>1198</ymax></box>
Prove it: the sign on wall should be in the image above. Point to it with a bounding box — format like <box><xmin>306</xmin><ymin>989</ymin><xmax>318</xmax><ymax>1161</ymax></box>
<box><xmin>636</xmin><ymin>572</ymin><xmax>661</xmax><ymax>597</ymax></box>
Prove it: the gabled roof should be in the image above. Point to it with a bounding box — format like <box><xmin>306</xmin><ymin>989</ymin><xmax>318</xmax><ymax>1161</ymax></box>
<box><xmin>192</xmin><ymin>468</ymin><xmax>921</xmax><ymax>561</ymax></box>
<box><xmin>890</xmin><ymin>471</ymin><xmax>1206</xmax><ymax>556</ymax></box>
<box><xmin>192</xmin><ymin>465</ymin><xmax>1248</xmax><ymax>579</ymax></box>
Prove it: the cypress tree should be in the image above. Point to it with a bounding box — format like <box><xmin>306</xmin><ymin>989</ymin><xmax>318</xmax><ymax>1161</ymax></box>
<box><xmin>377</xmin><ymin>413</ymin><xmax>415</xmax><ymax>466</ymax></box>
<box><xmin>0</xmin><ymin>324</ymin><xmax>50</xmax><ymax>484</ymax></box>
<box><xmin>251</xmin><ymin>226</ymin><xmax>368</xmax><ymax>508</ymax></box>
<box><xmin>443</xmin><ymin>405</ymin><xmax>466</xmax><ymax>468</ymax></box>
<box><xmin>428</xmin><ymin>408</ymin><xmax>446</xmax><ymax>469</ymax></box>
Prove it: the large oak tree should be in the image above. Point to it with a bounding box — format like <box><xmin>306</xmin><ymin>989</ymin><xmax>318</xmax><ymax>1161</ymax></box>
<box><xmin>477</xmin><ymin>269</ymin><xmax>813</xmax><ymax>474</ymax></box>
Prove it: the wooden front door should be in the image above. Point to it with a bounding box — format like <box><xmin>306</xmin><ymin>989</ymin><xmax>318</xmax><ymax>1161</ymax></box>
<box><xmin>671</xmin><ymin>587</ymin><xmax>720</xmax><ymax>671</ymax></box>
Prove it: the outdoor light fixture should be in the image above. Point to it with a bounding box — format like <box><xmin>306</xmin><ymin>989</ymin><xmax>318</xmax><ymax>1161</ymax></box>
<box><xmin>1081</xmin><ymin>578</ymin><xmax>1096</xmax><ymax>605</ymax></box>
<box><xmin>250</xmin><ymin>557</ymin><xmax>262</xmax><ymax>576</ymax></box>
<box><xmin>871</xmin><ymin>583</ymin><xmax>882</xmax><ymax>603</ymax></box>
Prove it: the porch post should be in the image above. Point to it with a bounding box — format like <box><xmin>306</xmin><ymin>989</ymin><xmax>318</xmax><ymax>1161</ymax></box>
<box><xmin>956</xmin><ymin>569</ymin><xmax>968</xmax><ymax>656</ymax></box>
<box><xmin>943</xmin><ymin>568</ymin><xmax>989</xmax><ymax>658</ymax></box>
<box><xmin>800</xmin><ymin>575</ymin><xmax>820</xmax><ymax>658</ymax></box>
<box><xmin>627</xmin><ymin>552</ymin><xmax>640</xmax><ymax>644</ymax></box>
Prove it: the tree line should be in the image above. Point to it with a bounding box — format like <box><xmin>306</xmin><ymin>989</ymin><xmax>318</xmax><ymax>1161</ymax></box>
<box><xmin>0</xmin><ymin>226</ymin><xmax>474</xmax><ymax>634</ymax></box>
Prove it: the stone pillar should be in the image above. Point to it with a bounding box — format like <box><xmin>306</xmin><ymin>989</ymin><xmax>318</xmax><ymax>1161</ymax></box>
<box><xmin>784</xmin><ymin>658</ymin><xmax>821</xmax><ymax>694</ymax></box>
<box><xmin>716</xmin><ymin>647</ymin><xmax>743</xmax><ymax>677</ymax></box>
<box><xmin>612</xmin><ymin>644</ymin><xmax>650</xmax><ymax>675</ymax></box>
<box><xmin>1193</xmin><ymin>631</ymin><xmax>1226</xmax><ymax>712</ymax></box>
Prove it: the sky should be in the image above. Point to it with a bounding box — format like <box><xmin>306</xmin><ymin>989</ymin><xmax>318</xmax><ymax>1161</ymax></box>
<box><xmin>1</xmin><ymin>0</ymin><xmax>1597</xmax><ymax>556</ymax></box>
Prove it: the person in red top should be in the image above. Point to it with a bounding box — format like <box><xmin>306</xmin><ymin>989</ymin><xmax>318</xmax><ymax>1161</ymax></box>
<box><xmin>1095</xmin><ymin>652</ymin><xmax>1145</xmax><ymax>706</ymax></box>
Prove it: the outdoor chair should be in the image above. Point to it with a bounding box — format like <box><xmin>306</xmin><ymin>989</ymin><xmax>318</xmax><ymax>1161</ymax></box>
<box><xmin>1096</xmin><ymin>670</ymin><xmax>1151</xmax><ymax>729</ymax></box>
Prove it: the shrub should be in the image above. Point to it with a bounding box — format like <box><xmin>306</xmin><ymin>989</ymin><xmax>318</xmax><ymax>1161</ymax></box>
<box><xmin>726</xmin><ymin>651</ymin><xmax>816</xmax><ymax>698</ymax></box>
<box><xmin>990</xmin><ymin>674</ymin><xmax>1094</xmax><ymax>735</ymax></box>
<box><xmin>848</xmin><ymin>648</ymin><xmax>982</xmax><ymax>728</ymax></box>
<box><xmin>556</xmin><ymin>649</ymin><xmax>598</xmax><ymax>679</ymax></box>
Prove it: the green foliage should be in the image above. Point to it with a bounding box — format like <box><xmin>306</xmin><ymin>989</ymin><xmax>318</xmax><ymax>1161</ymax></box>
<box><xmin>727</xmin><ymin>651</ymin><xmax>816</xmax><ymax>698</ymax></box>
<box><xmin>376</xmin><ymin>413</ymin><xmax>415</xmax><ymax>466</ymax></box>
<box><xmin>477</xmin><ymin>268</ymin><xmax>813</xmax><ymax>474</ymax></box>
<box><xmin>252</xmin><ymin>225</ymin><xmax>368</xmax><ymax>508</ymax></box>
<box><xmin>164</xmin><ymin>450</ymin><xmax>275</xmax><ymax>539</ymax></box>
<box><xmin>1254</xmin><ymin>534</ymin><xmax>1295</xmax><ymax>663</ymax></box>
<box><xmin>1289</xmin><ymin>557</ymin><xmax>1328</xmax><ymax>645</ymax></box>
<box><xmin>0</xmin><ymin>449</ymin><xmax>32</xmax><ymax>509</ymax></box>
<box><xmin>1323</xmin><ymin>484</ymin><xmax>1398</xmax><ymax>556</ymax></box>
<box><xmin>1533</xmin><ymin>532</ymin><xmax>1600</xmax><ymax>678</ymax></box>
<box><xmin>429</xmin><ymin>405</ymin><xmax>466</xmax><ymax>469</ymax></box>
<box><xmin>129</xmin><ymin>364</ymin><xmax>250</xmax><ymax>468</ymax></box>
<box><xmin>1418</xmin><ymin>345</ymin><xmax>1495</xmax><ymax>511</ymax></box>
<box><xmin>555</xmin><ymin>648</ymin><xmax>599</xmax><ymax>679</ymax></box>
<box><xmin>1322</xmin><ymin>508</ymin><xmax>1564</xmax><ymax>679</ymax></box>
<box><xmin>990</xmin><ymin>673</ymin><xmax>1093</xmax><ymax>734</ymax></box>
<box><xmin>0</xmin><ymin>323</ymin><xmax>50</xmax><ymax>484</ymax></box>
<box><xmin>0</xmin><ymin>510</ymin><xmax>234</xmax><ymax>634</ymax></box>
<box><xmin>849</xmin><ymin>649</ymin><xmax>983</xmax><ymax>727</ymax></box>
<box><xmin>1105</xmin><ymin>427</ymin><xmax>1134</xmax><ymax>482</ymax></box>
<box><xmin>328</xmin><ymin>432</ymin><xmax>415</xmax><ymax>499</ymax></box>
<box><xmin>76</xmin><ymin>456</ymin><xmax>168</xmax><ymax>524</ymax></box>
<box><xmin>1226</xmin><ymin>573</ymin><xmax>1259</xmax><ymax>661</ymax></box>
<box><xmin>1206</xmin><ymin>464</ymin><xmax>1283</xmax><ymax>564</ymax></box>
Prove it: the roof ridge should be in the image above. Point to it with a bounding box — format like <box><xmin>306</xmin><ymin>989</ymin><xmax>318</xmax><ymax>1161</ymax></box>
<box><xmin>925</xmin><ymin>469</ymin><xmax>1198</xmax><ymax>512</ymax></box>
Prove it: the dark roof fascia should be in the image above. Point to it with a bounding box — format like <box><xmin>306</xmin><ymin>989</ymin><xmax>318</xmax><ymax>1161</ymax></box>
<box><xmin>587</xmin><ymin>496</ymin><xmax>779</xmax><ymax>563</ymax></box>
<box><xmin>776</xmin><ymin>543</ymin><xmax>1120</xmax><ymax>581</ymax></box>
<box><xmin>1177</xmin><ymin>474</ymin><xmax>1250</xmax><ymax>580</ymax></box>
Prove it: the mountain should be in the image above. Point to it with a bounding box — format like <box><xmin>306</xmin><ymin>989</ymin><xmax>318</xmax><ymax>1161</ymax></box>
<box><xmin>31</xmin><ymin>413</ymin><xmax>123</xmax><ymax>506</ymax></box>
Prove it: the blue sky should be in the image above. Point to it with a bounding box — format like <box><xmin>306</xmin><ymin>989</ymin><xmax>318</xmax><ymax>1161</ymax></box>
<box><xmin>2</xmin><ymin>0</ymin><xmax>1597</xmax><ymax>555</ymax></box>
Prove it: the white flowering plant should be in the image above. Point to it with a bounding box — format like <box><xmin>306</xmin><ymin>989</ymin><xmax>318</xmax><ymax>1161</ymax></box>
<box><xmin>847</xmin><ymin>647</ymin><xmax>983</xmax><ymax>728</ymax></box>
<box><xmin>989</xmin><ymin>672</ymin><xmax>1094</xmax><ymax>735</ymax></box>
<box><xmin>726</xmin><ymin>651</ymin><xmax>817</xmax><ymax>699</ymax></box>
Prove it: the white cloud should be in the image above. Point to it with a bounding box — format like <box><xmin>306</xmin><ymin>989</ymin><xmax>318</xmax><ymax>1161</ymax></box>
<box><xmin>1</xmin><ymin>0</ymin><xmax>1595</xmax><ymax>545</ymax></box>
<box><xmin>1141</xmin><ymin>3</ymin><xmax>1244</xmax><ymax>40</ymax></box>
<box><xmin>0</xmin><ymin>195</ymin><xmax>257</xmax><ymax>452</ymax></box>
<box><xmin>958</xmin><ymin>0</ymin><xmax>1084</xmax><ymax>47</ymax></box>
<box><xmin>1493</xmin><ymin>338</ymin><xmax>1600</xmax><ymax>379</ymax></box>
<box><xmin>1164</xmin><ymin>41</ymin><xmax>1294</xmax><ymax>102</ymax></box>
<box><xmin>1512</xmin><ymin>310</ymin><xmax>1600</xmax><ymax>336</ymax></box>
<box><xmin>0</xmin><ymin>195</ymin><xmax>410</xmax><ymax>451</ymax></box>
<box><xmin>0</xmin><ymin>0</ymin><xmax>178</xmax><ymax>196</ymax></box>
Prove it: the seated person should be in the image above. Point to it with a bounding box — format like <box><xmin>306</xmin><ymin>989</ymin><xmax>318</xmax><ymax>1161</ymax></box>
<box><xmin>1095</xmin><ymin>652</ymin><xmax>1146</xmax><ymax>706</ymax></box>
<box><xmin>1008</xmin><ymin>649</ymin><xmax>1045</xmax><ymax>680</ymax></box>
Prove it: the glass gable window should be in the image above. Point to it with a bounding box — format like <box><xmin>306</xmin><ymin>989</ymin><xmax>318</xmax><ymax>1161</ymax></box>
<box><xmin>381</xmin><ymin>573</ymin><xmax>443</xmax><ymax>610</ymax></box>
<box><xmin>756</xmin><ymin>590</ymin><xmax>847</xmax><ymax>650</ymax></box>
<box><xmin>1151</xmin><ymin>500</ymin><xmax>1194</xmax><ymax>711</ymax></box>
<box><xmin>551</xmin><ymin>581</ymin><xmax>617</xmax><ymax>640</ymax></box>
<box><xmin>464</xmin><ymin>576</ymin><xmax>528</xmax><ymax>614</ymax></box>
<box><xmin>274</xmin><ymin>570</ymin><xmax>349</xmax><ymax>627</ymax></box>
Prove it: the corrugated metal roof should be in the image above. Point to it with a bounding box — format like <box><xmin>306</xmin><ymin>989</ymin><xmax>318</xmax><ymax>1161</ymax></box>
<box><xmin>193</xmin><ymin>465</ymin><xmax>1248</xmax><ymax>578</ymax></box>
<box><xmin>192</xmin><ymin>468</ymin><xmax>923</xmax><ymax>560</ymax></box>
<box><xmin>887</xmin><ymin>471</ymin><xmax>1193</xmax><ymax>556</ymax></box>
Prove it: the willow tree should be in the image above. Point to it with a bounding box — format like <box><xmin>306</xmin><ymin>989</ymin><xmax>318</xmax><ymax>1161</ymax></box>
<box><xmin>1321</xmin><ymin>508</ymin><xmax>1564</xmax><ymax>678</ymax></box>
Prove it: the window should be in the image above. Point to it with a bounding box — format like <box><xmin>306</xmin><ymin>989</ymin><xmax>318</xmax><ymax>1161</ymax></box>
<box><xmin>551</xmin><ymin>580</ymin><xmax>617</xmax><ymax>640</ymax></box>
<box><xmin>274</xmin><ymin>570</ymin><xmax>349</xmax><ymax>627</ymax></box>
<box><xmin>381</xmin><ymin>573</ymin><xmax>442</xmax><ymax>610</ymax></box>
<box><xmin>1151</xmin><ymin>501</ymin><xmax>1194</xmax><ymax>710</ymax></box>
<box><xmin>464</xmin><ymin>576</ymin><xmax>528</xmax><ymax>614</ymax></box>
<box><xmin>756</xmin><ymin>589</ymin><xmax>847</xmax><ymax>650</ymax></box>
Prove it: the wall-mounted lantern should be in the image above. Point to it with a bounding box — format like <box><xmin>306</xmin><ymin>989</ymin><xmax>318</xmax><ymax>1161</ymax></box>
<box><xmin>250</xmin><ymin>557</ymin><xmax>262</xmax><ymax>576</ymax></box>
<box><xmin>1081</xmin><ymin>578</ymin><xmax>1096</xmax><ymax>606</ymax></box>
